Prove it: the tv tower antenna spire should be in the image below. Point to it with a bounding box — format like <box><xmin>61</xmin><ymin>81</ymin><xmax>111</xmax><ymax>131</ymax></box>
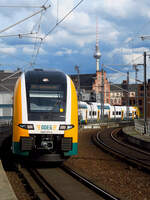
<box><xmin>93</xmin><ymin>17</ymin><xmax>101</xmax><ymax>72</ymax></box>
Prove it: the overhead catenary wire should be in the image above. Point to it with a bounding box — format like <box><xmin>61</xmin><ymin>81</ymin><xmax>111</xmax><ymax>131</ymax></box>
<box><xmin>30</xmin><ymin>0</ymin><xmax>85</xmax><ymax>66</ymax></box>
<box><xmin>30</xmin><ymin>9</ymin><xmax>46</xmax><ymax>67</ymax></box>
<box><xmin>106</xmin><ymin>48</ymin><xmax>150</xmax><ymax>83</ymax></box>
<box><xmin>109</xmin><ymin>52</ymin><xmax>144</xmax><ymax>70</ymax></box>
<box><xmin>115</xmin><ymin>16</ymin><xmax>150</xmax><ymax>72</ymax></box>
<box><xmin>0</xmin><ymin>33</ymin><xmax>42</xmax><ymax>40</ymax></box>
<box><xmin>0</xmin><ymin>0</ymin><xmax>85</xmax><ymax>84</ymax></box>
<box><xmin>30</xmin><ymin>0</ymin><xmax>49</xmax><ymax>33</ymax></box>
<box><xmin>30</xmin><ymin>39</ymin><xmax>43</xmax><ymax>67</ymax></box>
<box><xmin>0</xmin><ymin>3</ymin><xmax>48</xmax><ymax>85</ymax></box>
<box><xmin>0</xmin><ymin>62</ymin><xmax>36</xmax><ymax>92</ymax></box>
<box><xmin>56</xmin><ymin>0</ymin><xmax>60</xmax><ymax>24</ymax></box>
<box><xmin>104</xmin><ymin>65</ymin><xmax>126</xmax><ymax>76</ymax></box>
<box><xmin>0</xmin><ymin>5</ymin><xmax>51</xmax><ymax>35</ymax></box>
<box><xmin>27</xmin><ymin>0</ymin><xmax>50</xmax><ymax>68</ymax></box>
<box><xmin>44</xmin><ymin>0</ymin><xmax>84</xmax><ymax>40</ymax></box>
<box><xmin>0</xmin><ymin>1</ymin><xmax>51</xmax><ymax>90</ymax></box>
<box><xmin>0</xmin><ymin>84</ymin><xmax>12</xmax><ymax>92</ymax></box>
<box><xmin>0</xmin><ymin>32</ymin><xmax>37</xmax><ymax>37</ymax></box>
<box><xmin>1</xmin><ymin>67</ymin><xmax>24</xmax><ymax>82</ymax></box>
<box><xmin>104</xmin><ymin>64</ymin><xmax>144</xmax><ymax>84</ymax></box>
<box><xmin>109</xmin><ymin>83</ymin><xmax>130</xmax><ymax>93</ymax></box>
<box><xmin>0</xmin><ymin>5</ymin><xmax>44</xmax><ymax>8</ymax></box>
<box><xmin>0</xmin><ymin>2</ymin><xmax>49</xmax><ymax>84</ymax></box>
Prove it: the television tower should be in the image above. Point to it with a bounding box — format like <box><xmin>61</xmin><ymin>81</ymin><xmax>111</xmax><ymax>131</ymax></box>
<box><xmin>93</xmin><ymin>18</ymin><xmax>101</xmax><ymax>71</ymax></box>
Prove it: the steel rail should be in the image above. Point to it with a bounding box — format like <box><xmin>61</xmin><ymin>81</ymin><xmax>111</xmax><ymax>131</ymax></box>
<box><xmin>93</xmin><ymin>128</ymin><xmax>150</xmax><ymax>170</ymax></box>
<box><xmin>61</xmin><ymin>164</ymin><xmax>120</xmax><ymax>200</ymax></box>
<box><xmin>19</xmin><ymin>164</ymin><xmax>120</xmax><ymax>200</ymax></box>
<box><xmin>20</xmin><ymin>167</ymin><xmax>64</xmax><ymax>200</ymax></box>
<box><xmin>111</xmin><ymin>129</ymin><xmax>150</xmax><ymax>158</ymax></box>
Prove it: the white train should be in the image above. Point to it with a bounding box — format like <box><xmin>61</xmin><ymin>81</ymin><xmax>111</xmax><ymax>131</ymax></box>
<box><xmin>12</xmin><ymin>70</ymin><xmax>78</xmax><ymax>162</ymax></box>
<box><xmin>78</xmin><ymin>101</ymin><xmax>139</xmax><ymax>124</ymax></box>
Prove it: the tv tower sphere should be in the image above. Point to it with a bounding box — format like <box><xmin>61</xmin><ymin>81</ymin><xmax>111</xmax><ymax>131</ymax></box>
<box><xmin>93</xmin><ymin>43</ymin><xmax>101</xmax><ymax>71</ymax></box>
<box><xmin>93</xmin><ymin>44</ymin><xmax>101</xmax><ymax>59</ymax></box>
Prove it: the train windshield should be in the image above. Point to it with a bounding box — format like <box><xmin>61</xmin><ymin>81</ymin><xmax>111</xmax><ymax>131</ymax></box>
<box><xmin>27</xmin><ymin>84</ymin><xmax>66</xmax><ymax>121</ymax></box>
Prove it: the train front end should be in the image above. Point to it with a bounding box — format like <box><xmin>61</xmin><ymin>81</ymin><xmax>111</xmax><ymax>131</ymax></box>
<box><xmin>12</xmin><ymin>70</ymin><xmax>78</xmax><ymax>162</ymax></box>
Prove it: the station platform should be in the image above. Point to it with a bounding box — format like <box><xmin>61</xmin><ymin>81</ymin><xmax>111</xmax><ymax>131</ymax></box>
<box><xmin>0</xmin><ymin>160</ymin><xmax>17</xmax><ymax>200</ymax></box>
<box><xmin>122</xmin><ymin>126</ymin><xmax>150</xmax><ymax>151</ymax></box>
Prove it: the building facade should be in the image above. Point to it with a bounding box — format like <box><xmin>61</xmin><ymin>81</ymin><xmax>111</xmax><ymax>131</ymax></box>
<box><xmin>70</xmin><ymin>73</ymin><xmax>96</xmax><ymax>102</ymax></box>
<box><xmin>92</xmin><ymin>70</ymin><xmax>110</xmax><ymax>103</ymax></box>
<box><xmin>71</xmin><ymin>70</ymin><xmax>110</xmax><ymax>103</ymax></box>
<box><xmin>110</xmin><ymin>81</ymin><xmax>137</xmax><ymax>107</ymax></box>
<box><xmin>110</xmin><ymin>84</ymin><xmax>123</xmax><ymax>106</ymax></box>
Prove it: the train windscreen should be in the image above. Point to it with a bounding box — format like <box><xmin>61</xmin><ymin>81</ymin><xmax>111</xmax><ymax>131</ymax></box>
<box><xmin>27</xmin><ymin>84</ymin><xmax>66</xmax><ymax>121</ymax></box>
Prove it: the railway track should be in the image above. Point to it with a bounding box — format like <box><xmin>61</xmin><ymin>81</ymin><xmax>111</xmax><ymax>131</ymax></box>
<box><xmin>19</xmin><ymin>164</ymin><xmax>120</xmax><ymax>200</ymax></box>
<box><xmin>92</xmin><ymin>128</ymin><xmax>150</xmax><ymax>171</ymax></box>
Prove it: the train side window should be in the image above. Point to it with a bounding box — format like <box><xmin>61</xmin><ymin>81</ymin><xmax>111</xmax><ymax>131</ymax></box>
<box><xmin>119</xmin><ymin>111</ymin><xmax>121</xmax><ymax>115</ymax></box>
<box><xmin>93</xmin><ymin>111</ymin><xmax>96</xmax><ymax>116</ymax></box>
<box><xmin>113</xmin><ymin>111</ymin><xmax>115</xmax><ymax>115</ymax></box>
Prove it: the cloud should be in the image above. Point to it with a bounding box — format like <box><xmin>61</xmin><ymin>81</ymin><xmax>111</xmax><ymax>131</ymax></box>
<box><xmin>55</xmin><ymin>48</ymin><xmax>78</xmax><ymax>56</ymax></box>
<box><xmin>0</xmin><ymin>45</ymin><xmax>16</xmax><ymax>55</ymax></box>
<box><xmin>0</xmin><ymin>0</ymin><xmax>150</xmax><ymax>79</ymax></box>
<box><xmin>86</xmin><ymin>0</ymin><xmax>133</xmax><ymax>18</ymax></box>
<box><xmin>110</xmin><ymin>47</ymin><xmax>149</xmax><ymax>65</ymax></box>
<box><xmin>0</xmin><ymin>0</ymin><xmax>49</xmax><ymax>35</ymax></box>
<box><xmin>45</xmin><ymin>15</ymin><xmax>120</xmax><ymax>48</ymax></box>
<box><xmin>101</xmin><ymin>0</ymin><xmax>133</xmax><ymax>18</ymax></box>
<box><xmin>88</xmin><ymin>0</ymin><xmax>150</xmax><ymax>19</ymax></box>
<box><xmin>51</xmin><ymin>0</ymin><xmax>74</xmax><ymax>19</ymax></box>
<box><xmin>23</xmin><ymin>45</ymin><xmax>46</xmax><ymax>55</ymax></box>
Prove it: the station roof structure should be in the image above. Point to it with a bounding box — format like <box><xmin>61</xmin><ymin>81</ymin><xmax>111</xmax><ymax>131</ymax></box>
<box><xmin>0</xmin><ymin>70</ymin><xmax>21</xmax><ymax>92</ymax></box>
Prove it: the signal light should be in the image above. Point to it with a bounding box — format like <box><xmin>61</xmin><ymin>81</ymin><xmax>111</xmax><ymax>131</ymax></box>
<box><xmin>18</xmin><ymin>124</ymin><xmax>34</xmax><ymax>130</ymax></box>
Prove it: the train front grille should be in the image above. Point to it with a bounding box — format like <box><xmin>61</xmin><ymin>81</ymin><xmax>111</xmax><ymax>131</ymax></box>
<box><xmin>20</xmin><ymin>134</ymin><xmax>73</xmax><ymax>153</ymax></box>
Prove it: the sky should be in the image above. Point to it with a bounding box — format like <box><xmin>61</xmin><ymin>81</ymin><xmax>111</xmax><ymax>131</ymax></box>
<box><xmin>0</xmin><ymin>0</ymin><xmax>150</xmax><ymax>84</ymax></box>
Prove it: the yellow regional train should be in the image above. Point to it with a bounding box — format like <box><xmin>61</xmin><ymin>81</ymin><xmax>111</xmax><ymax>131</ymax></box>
<box><xmin>12</xmin><ymin>69</ymin><xmax>78</xmax><ymax>162</ymax></box>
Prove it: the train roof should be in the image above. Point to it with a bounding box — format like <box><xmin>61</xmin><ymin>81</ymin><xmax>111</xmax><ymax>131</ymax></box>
<box><xmin>24</xmin><ymin>70</ymin><xmax>67</xmax><ymax>85</ymax></box>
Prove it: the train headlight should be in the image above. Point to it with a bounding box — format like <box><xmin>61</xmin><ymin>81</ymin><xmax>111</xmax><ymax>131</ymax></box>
<box><xmin>59</xmin><ymin>124</ymin><xmax>74</xmax><ymax>130</ymax></box>
<box><xmin>18</xmin><ymin>124</ymin><xmax>34</xmax><ymax>130</ymax></box>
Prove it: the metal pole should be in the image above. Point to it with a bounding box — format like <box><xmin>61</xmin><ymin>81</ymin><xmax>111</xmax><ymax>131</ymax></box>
<box><xmin>127</xmin><ymin>71</ymin><xmax>129</xmax><ymax>120</ymax></box>
<box><xmin>144</xmin><ymin>52</ymin><xmax>147</xmax><ymax>134</ymax></box>
<box><xmin>101</xmin><ymin>66</ymin><xmax>104</xmax><ymax>121</ymax></box>
<box><xmin>75</xmin><ymin>65</ymin><xmax>80</xmax><ymax>100</ymax></box>
<box><xmin>135</xmin><ymin>67</ymin><xmax>139</xmax><ymax>108</ymax></box>
<box><xmin>133</xmin><ymin>65</ymin><xmax>139</xmax><ymax>107</ymax></box>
